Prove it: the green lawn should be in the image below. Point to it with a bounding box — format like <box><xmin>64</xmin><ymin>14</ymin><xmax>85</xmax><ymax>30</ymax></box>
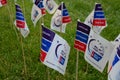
<box><xmin>0</xmin><ymin>0</ymin><xmax>120</xmax><ymax>80</ymax></box>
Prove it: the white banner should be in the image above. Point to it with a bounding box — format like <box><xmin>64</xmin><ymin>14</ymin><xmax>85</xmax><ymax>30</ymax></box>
<box><xmin>84</xmin><ymin>29</ymin><xmax>114</xmax><ymax>72</ymax></box>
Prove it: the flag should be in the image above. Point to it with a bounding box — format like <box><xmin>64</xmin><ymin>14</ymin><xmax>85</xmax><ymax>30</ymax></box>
<box><xmin>31</xmin><ymin>0</ymin><xmax>46</xmax><ymax>26</ymax></box>
<box><xmin>0</xmin><ymin>0</ymin><xmax>7</xmax><ymax>7</ymax></box>
<box><xmin>43</xmin><ymin>0</ymin><xmax>58</xmax><ymax>14</ymax></box>
<box><xmin>93</xmin><ymin>3</ymin><xmax>107</xmax><ymax>34</ymax></box>
<box><xmin>74</xmin><ymin>20</ymin><xmax>91</xmax><ymax>53</ymax></box>
<box><xmin>15</xmin><ymin>4</ymin><xmax>30</xmax><ymax>38</ymax></box>
<box><xmin>84</xmin><ymin>29</ymin><xmax>114</xmax><ymax>72</ymax></box>
<box><xmin>114</xmin><ymin>34</ymin><xmax>120</xmax><ymax>42</ymax></box>
<box><xmin>84</xmin><ymin>10</ymin><xmax>94</xmax><ymax>28</ymax></box>
<box><xmin>84</xmin><ymin>3</ymin><xmax>107</xmax><ymax>34</ymax></box>
<box><xmin>40</xmin><ymin>24</ymin><xmax>70</xmax><ymax>75</ymax></box>
<box><xmin>51</xmin><ymin>2</ymin><xmax>71</xmax><ymax>33</ymax></box>
<box><xmin>93</xmin><ymin>3</ymin><xmax>106</xmax><ymax>26</ymax></box>
<box><xmin>108</xmin><ymin>44</ymin><xmax>120</xmax><ymax>80</ymax></box>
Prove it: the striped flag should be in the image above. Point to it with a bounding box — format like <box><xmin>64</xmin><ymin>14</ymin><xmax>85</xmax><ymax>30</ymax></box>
<box><xmin>31</xmin><ymin>0</ymin><xmax>46</xmax><ymax>26</ymax></box>
<box><xmin>40</xmin><ymin>24</ymin><xmax>70</xmax><ymax>74</ymax></box>
<box><xmin>51</xmin><ymin>2</ymin><xmax>71</xmax><ymax>33</ymax></box>
<box><xmin>74</xmin><ymin>20</ymin><xmax>91</xmax><ymax>53</ymax></box>
<box><xmin>15</xmin><ymin>4</ymin><xmax>30</xmax><ymax>38</ymax></box>
<box><xmin>43</xmin><ymin>0</ymin><xmax>58</xmax><ymax>14</ymax></box>
<box><xmin>93</xmin><ymin>3</ymin><xmax>106</xmax><ymax>26</ymax></box>
<box><xmin>84</xmin><ymin>3</ymin><xmax>107</xmax><ymax>34</ymax></box>
<box><xmin>0</xmin><ymin>0</ymin><xmax>7</xmax><ymax>7</ymax></box>
<box><xmin>62</xmin><ymin>3</ymin><xmax>71</xmax><ymax>23</ymax></box>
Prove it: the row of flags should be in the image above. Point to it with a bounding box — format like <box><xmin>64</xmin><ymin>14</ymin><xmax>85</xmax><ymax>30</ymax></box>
<box><xmin>1</xmin><ymin>0</ymin><xmax>120</xmax><ymax>79</ymax></box>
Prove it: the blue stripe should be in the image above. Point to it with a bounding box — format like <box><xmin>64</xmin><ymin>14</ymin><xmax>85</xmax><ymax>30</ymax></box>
<box><xmin>75</xmin><ymin>31</ymin><xmax>88</xmax><ymax>44</ymax></box>
<box><xmin>16</xmin><ymin>12</ymin><xmax>23</xmax><ymax>17</ymax></box>
<box><xmin>37</xmin><ymin>2</ymin><xmax>44</xmax><ymax>8</ymax></box>
<box><xmin>16</xmin><ymin>16</ymin><xmax>24</xmax><ymax>21</ymax></box>
<box><xmin>41</xmin><ymin>38</ymin><xmax>52</xmax><ymax>52</ymax></box>
<box><xmin>62</xmin><ymin>9</ymin><xmax>69</xmax><ymax>16</ymax></box>
<box><xmin>94</xmin><ymin>12</ymin><xmax>105</xmax><ymax>18</ymax></box>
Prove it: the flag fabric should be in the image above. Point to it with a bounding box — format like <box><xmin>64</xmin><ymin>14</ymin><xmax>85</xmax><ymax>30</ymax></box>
<box><xmin>84</xmin><ymin>29</ymin><xmax>114</xmax><ymax>72</ymax></box>
<box><xmin>114</xmin><ymin>34</ymin><xmax>120</xmax><ymax>42</ymax></box>
<box><xmin>74</xmin><ymin>20</ymin><xmax>91</xmax><ymax>53</ymax></box>
<box><xmin>31</xmin><ymin>0</ymin><xmax>46</xmax><ymax>26</ymax></box>
<box><xmin>43</xmin><ymin>0</ymin><xmax>58</xmax><ymax>14</ymax></box>
<box><xmin>108</xmin><ymin>43</ymin><xmax>120</xmax><ymax>80</ymax></box>
<box><xmin>40</xmin><ymin>24</ymin><xmax>70</xmax><ymax>75</ymax></box>
<box><xmin>51</xmin><ymin>2</ymin><xmax>71</xmax><ymax>33</ymax></box>
<box><xmin>84</xmin><ymin>10</ymin><xmax>94</xmax><ymax>28</ymax></box>
<box><xmin>92</xmin><ymin>3</ymin><xmax>107</xmax><ymax>34</ymax></box>
<box><xmin>15</xmin><ymin>4</ymin><xmax>30</xmax><ymax>38</ymax></box>
<box><xmin>93</xmin><ymin>3</ymin><xmax>106</xmax><ymax>26</ymax></box>
<box><xmin>0</xmin><ymin>0</ymin><xmax>7</xmax><ymax>7</ymax></box>
<box><xmin>84</xmin><ymin>3</ymin><xmax>107</xmax><ymax>34</ymax></box>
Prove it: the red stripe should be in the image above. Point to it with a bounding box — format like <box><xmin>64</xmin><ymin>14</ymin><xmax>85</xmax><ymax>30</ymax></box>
<box><xmin>41</xmin><ymin>8</ymin><xmax>46</xmax><ymax>15</ymax></box>
<box><xmin>74</xmin><ymin>40</ymin><xmax>86</xmax><ymax>53</ymax></box>
<box><xmin>16</xmin><ymin>20</ymin><xmax>25</xmax><ymax>28</ymax></box>
<box><xmin>62</xmin><ymin>16</ymin><xmax>71</xmax><ymax>23</ymax></box>
<box><xmin>1</xmin><ymin>0</ymin><xmax>7</xmax><ymax>5</ymax></box>
<box><xmin>93</xmin><ymin>19</ymin><xmax>106</xmax><ymax>26</ymax></box>
<box><xmin>40</xmin><ymin>49</ymin><xmax>47</xmax><ymax>62</ymax></box>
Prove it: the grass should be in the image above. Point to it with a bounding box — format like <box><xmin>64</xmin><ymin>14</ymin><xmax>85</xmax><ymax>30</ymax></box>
<box><xmin>0</xmin><ymin>0</ymin><xmax>120</xmax><ymax>80</ymax></box>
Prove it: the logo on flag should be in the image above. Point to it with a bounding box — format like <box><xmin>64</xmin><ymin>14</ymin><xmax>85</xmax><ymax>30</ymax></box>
<box><xmin>40</xmin><ymin>25</ymin><xmax>70</xmax><ymax>74</ymax></box>
<box><xmin>74</xmin><ymin>20</ymin><xmax>91</xmax><ymax>53</ymax></box>
<box><xmin>15</xmin><ymin>4</ymin><xmax>30</xmax><ymax>38</ymax></box>
<box><xmin>87</xmin><ymin>39</ymin><xmax>104</xmax><ymax>61</ymax></box>
<box><xmin>51</xmin><ymin>2</ymin><xmax>71</xmax><ymax>33</ymax></box>
<box><xmin>0</xmin><ymin>0</ymin><xmax>7</xmax><ymax>7</ymax></box>
<box><xmin>93</xmin><ymin>3</ymin><xmax>106</xmax><ymax>26</ymax></box>
<box><xmin>43</xmin><ymin>0</ymin><xmax>58</xmax><ymax>14</ymax></box>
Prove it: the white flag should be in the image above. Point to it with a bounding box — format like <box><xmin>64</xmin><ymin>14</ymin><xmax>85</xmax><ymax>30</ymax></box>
<box><xmin>40</xmin><ymin>25</ymin><xmax>70</xmax><ymax>75</ymax></box>
<box><xmin>84</xmin><ymin>29</ymin><xmax>114</xmax><ymax>72</ymax></box>
<box><xmin>51</xmin><ymin>2</ymin><xmax>71</xmax><ymax>33</ymax></box>
<box><xmin>84</xmin><ymin>10</ymin><xmax>94</xmax><ymax>28</ymax></box>
<box><xmin>108</xmin><ymin>43</ymin><xmax>120</xmax><ymax>80</ymax></box>
<box><xmin>31</xmin><ymin>4</ymin><xmax>42</xmax><ymax>26</ymax></box>
<box><xmin>43</xmin><ymin>0</ymin><xmax>58</xmax><ymax>14</ymax></box>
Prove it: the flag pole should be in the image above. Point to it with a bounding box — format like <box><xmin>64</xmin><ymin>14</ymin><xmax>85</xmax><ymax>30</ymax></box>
<box><xmin>20</xmin><ymin>0</ymin><xmax>27</xmax><ymax>76</ymax></box>
<box><xmin>76</xmin><ymin>50</ymin><xmax>79</xmax><ymax>80</ymax></box>
<box><xmin>20</xmin><ymin>31</ymin><xmax>27</xmax><ymax>76</ymax></box>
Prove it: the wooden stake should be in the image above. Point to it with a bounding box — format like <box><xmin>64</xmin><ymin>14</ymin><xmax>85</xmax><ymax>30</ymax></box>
<box><xmin>20</xmin><ymin>30</ymin><xmax>27</xmax><ymax>76</ymax></box>
<box><xmin>76</xmin><ymin>51</ymin><xmax>79</xmax><ymax>80</ymax></box>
